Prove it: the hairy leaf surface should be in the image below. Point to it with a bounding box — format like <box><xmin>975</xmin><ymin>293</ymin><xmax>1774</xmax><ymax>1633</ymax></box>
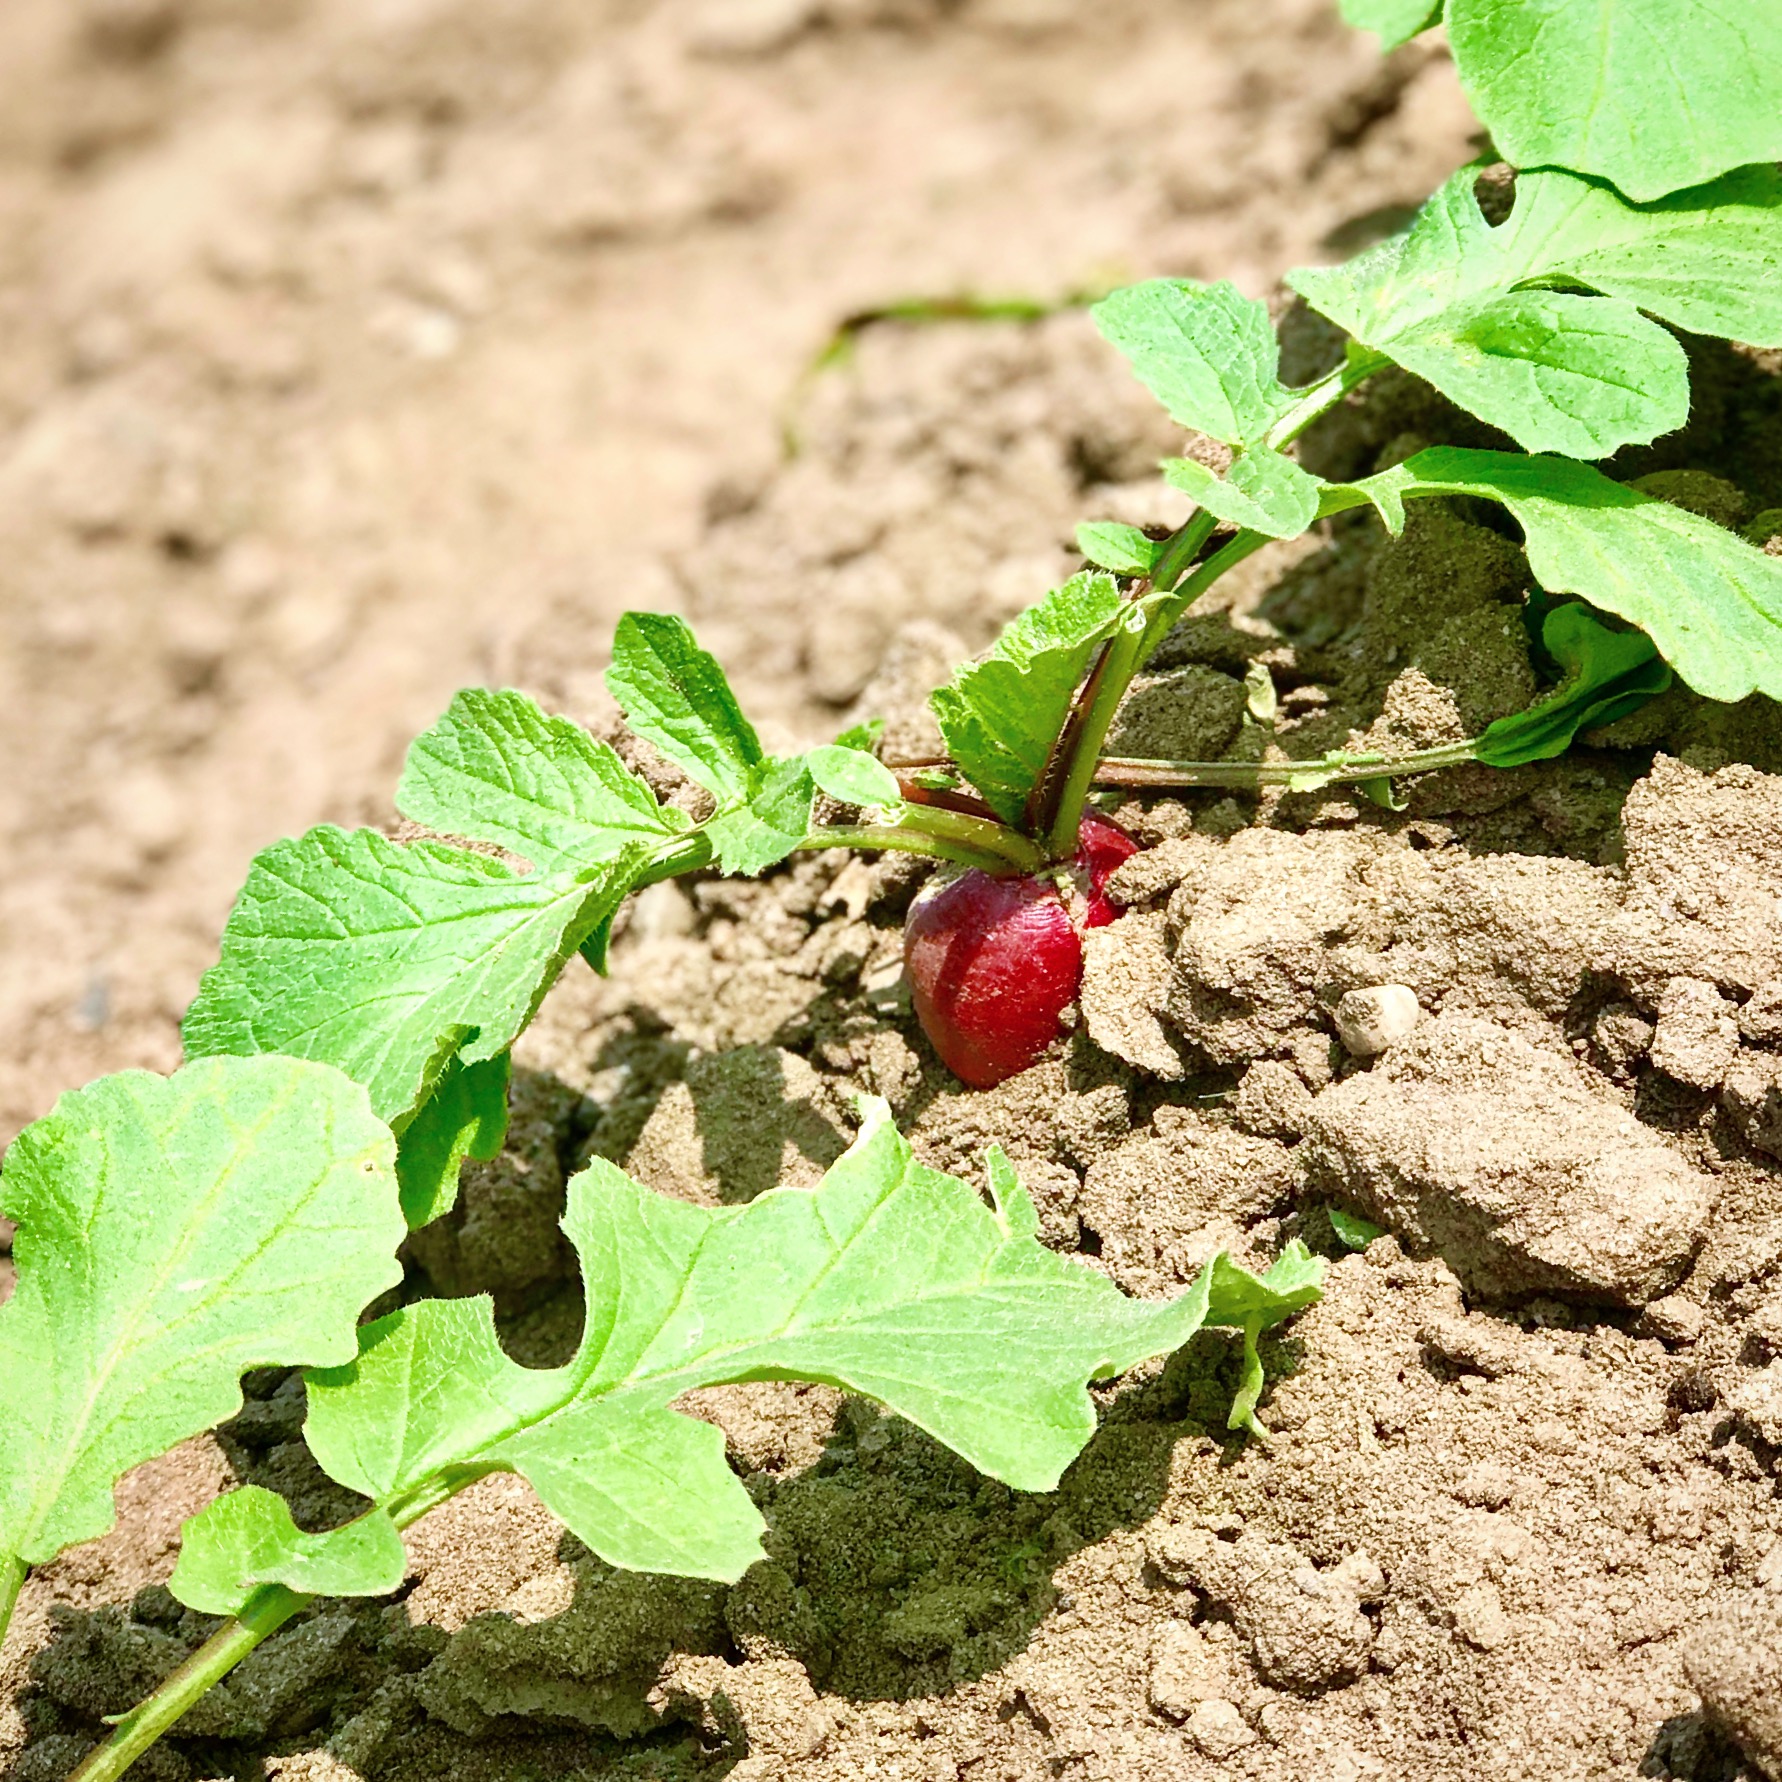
<box><xmin>1286</xmin><ymin>165</ymin><xmax>1782</xmax><ymax>456</ymax></box>
<box><xmin>172</xmin><ymin>1488</ymin><xmax>406</xmax><ymax>1616</ymax></box>
<box><xmin>397</xmin><ymin>688</ymin><xmax>686</xmax><ymax>875</ymax></box>
<box><xmin>1163</xmin><ymin>448</ymin><xmax>1323</xmax><ymax>539</ymax></box>
<box><xmin>0</xmin><ymin>1058</ymin><xmax>402</xmax><ymax>1570</ymax></box>
<box><xmin>305</xmin><ymin>1103</ymin><xmax>1322</xmax><ymax>1583</ymax></box>
<box><xmin>1447</xmin><ymin>0</ymin><xmax>1782</xmax><ymax>202</ymax></box>
<box><xmin>704</xmin><ymin>755</ymin><xmax>818</xmax><ymax>875</ymax></box>
<box><xmin>931</xmin><ymin>574</ymin><xmax>1128</xmax><ymax>824</ymax></box>
<box><xmin>605</xmin><ymin>613</ymin><xmax>763</xmax><ymax>802</ymax></box>
<box><xmin>1352</xmin><ymin>448</ymin><xmax>1782</xmax><ymax>702</ymax></box>
<box><xmin>1092</xmin><ymin>282</ymin><xmax>1296</xmax><ymax>447</ymax></box>
<box><xmin>184</xmin><ymin>827</ymin><xmax>644</xmax><ymax>1129</ymax></box>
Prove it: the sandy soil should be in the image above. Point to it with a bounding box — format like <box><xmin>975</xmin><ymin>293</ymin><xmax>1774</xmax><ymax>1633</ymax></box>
<box><xmin>0</xmin><ymin>0</ymin><xmax>1474</xmax><ymax>1143</ymax></box>
<box><xmin>10</xmin><ymin>5</ymin><xmax>1782</xmax><ymax>1782</ymax></box>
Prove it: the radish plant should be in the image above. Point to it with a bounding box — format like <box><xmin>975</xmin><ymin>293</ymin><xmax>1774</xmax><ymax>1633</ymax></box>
<box><xmin>6</xmin><ymin>6</ymin><xmax>1782</xmax><ymax>1776</ymax></box>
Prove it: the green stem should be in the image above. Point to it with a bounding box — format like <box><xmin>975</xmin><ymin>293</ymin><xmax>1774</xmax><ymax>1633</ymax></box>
<box><xmin>1042</xmin><ymin>615</ymin><xmax>1150</xmax><ymax>859</ymax></box>
<box><xmin>68</xmin><ymin>1584</ymin><xmax>306</xmax><ymax>1782</ymax></box>
<box><xmin>66</xmin><ymin>1477</ymin><xmax>482</xmax><ymax>1782</ymax></box>
<box><xmin>1264</xmin><ymin>346</ymin><xmax>1392</xmax><ymax>450</ymax></box>
<box><xmin>1146</xmin><ymin>508</ymin><xmax>1221</xmax><ymax>598</ymax></box>
<box><xmin>799</xmin><ymin>814</ymin><xmax>1043</xmax><ymax>876</ymax></box>
<box><xmin>0</xmin><ymin>1550</ymin><xmax>24</xmax><ymax>1652</ymax></box>
<box><xmin>1043</xmin><ymin>528</ymin><xmax>1273</xmax><ymax>857</ymax></box>
<box><xmin>1093</xmin><ymin>739</ymin><xmax>1482</xmax><ymax>791</ymax></box>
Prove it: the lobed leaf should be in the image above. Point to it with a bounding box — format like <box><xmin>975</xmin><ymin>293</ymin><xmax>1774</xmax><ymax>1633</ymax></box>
<box><xmin>605</xmin><ymin>613</ymin><xmax>764</xmax><ymax>802</ymax></box>
<box><xmin>1163</xmin><ymin>448</ymin><xmax>1323</xmax><ymax>539</ymax></box>
<box><xmin>183</xmin><ymin>826</ymin><xmax>645</xmax><ymax>1130</ymax></box>
<box><xmin>1349</xmin><ymin>447</ymin><xmax>1782</xmax><ymax>703</ymax></box>
<box><xmin>397</xmin><ymin>688</ymin><xmax>687</xmax><ymax>875</ymax></box>
<box><xmin>1474</xmin><ymin>603</ymin><xmax>1670</xmax><ymax>767</ymax></box>
<box><xmin>930</xmin><ymin>573</ymin><xmax>1128</xmax><ymax>824</ymax></box>
<box><xmin>1446</xmin><ymin>0</ymin><xmax>1782</xmax><ymax>203</ymax></box>
<box><xmin>1091</xmin><ymin>281</ymin><xmax>1297</xmax><ymax>447</ymax></box>
<box><xmin>703</xmin><ymin>755</ymin><xmax>818</xmax><ymax>876</ymax></box>
<box><xmin>0</xmin><ymin>1057</ymin><xmax>403</xmax><ymax>1570</ymax></box>
<box><xmin>171</xmin><ymin>1488</ymin><xmax>406</xmax><ymax>1617</ymax></box>
<box><xmin>302</xmin><ymin>1102</ymin><xmax>1323</xmax><ymax>1584</ymax></box>
<box><xmin>1337</xmin><ymin>0</ymin><xmax>1440</xmax><ymax>48</ymax></box>
<box><xmin>1292</xmin><ymin>167</ymin><xmax>1702</xmax><ymax>458</ymax></box>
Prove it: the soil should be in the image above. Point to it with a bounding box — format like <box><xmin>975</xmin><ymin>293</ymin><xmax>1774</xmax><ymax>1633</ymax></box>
<box><xmin>4</xmin><ymin>4</ymin><xmax>1782</xmax><ymax>1782</ymax></box>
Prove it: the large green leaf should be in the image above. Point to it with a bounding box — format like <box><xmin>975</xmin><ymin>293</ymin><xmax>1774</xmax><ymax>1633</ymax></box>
<box><xmin>1091</xmin><ymin>282</ymin><xmax>1297</xmax><ymax>447</ymax></box>
<box><xmin>1338</xmin><ymin>0</ymin><xmax>1440</xmax><ymax>48</ymax></box>
<box><xmin>0</xmin><ymin>1058</ymin><xmax>402</xmax><ymax>1571</ymax></box>
<box><xmin>1447</xmin><ymin>0</ymin><xmax>1782</xmax><ymax>203</ymax></box>
<box><xmin>397</xmin><ymin>688</ymin><xmax>686</xmax><ymax>875</ymax></box>
<box><xmin>171</xmin><ymin>1488</ymin><xmax>407</xmax><ymax>1617</ymax></box>
<box><xmin>183</xmin><ymin>827</ymin><xmax>645</xmax><ymax>1129</ymax></box>
<box><xmin>1287</xmin><ymin>165</ymin><xmax>1779</xmax><ymax>457</ymax></box>
<box><xmin>1349</xmin><ymin>447</ymin><xmax>1782</xmax><ymax>702</ymax></box>
<box><xmin>1493</xmin><ymin>165</ymin><xmax>1782</xmax><ymax>349</ymax></box>
<box><xmin>604</xmin><ymin>613</ymin><xmax>764</xmax><ymax>802</ymax></box>
<box><xmin>930</xmin><ymin>573</ymin><xmax>1129</xmax><ymax>824</ymax></box>
<box><xmin>303</xmin><ymin>1102</ymin><xmax>1322</xmax><ymax>1584</ymax></box>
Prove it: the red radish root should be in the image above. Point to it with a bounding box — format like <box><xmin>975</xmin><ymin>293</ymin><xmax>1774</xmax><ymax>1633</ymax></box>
<box><xmin>904</xmin><ymin>814</ymin><xmax>1138</xmax><ymax>1088</ymax></box>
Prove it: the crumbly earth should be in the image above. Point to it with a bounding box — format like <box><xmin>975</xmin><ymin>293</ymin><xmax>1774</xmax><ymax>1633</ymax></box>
<box><xmin>5</xmin><ymin>6</ymin><xmax>1782</xmax><ymax>1782</ymax></box>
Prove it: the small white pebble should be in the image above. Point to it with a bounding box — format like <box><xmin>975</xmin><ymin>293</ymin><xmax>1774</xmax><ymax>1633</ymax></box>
<box><xmin>1335</xmin><ymin>984</ymin><xmax>1421</xmax><ymax>1057</ymax></box>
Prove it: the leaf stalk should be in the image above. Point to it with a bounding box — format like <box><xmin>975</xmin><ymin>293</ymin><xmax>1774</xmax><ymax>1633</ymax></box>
<box><xmin>1093</xmin><ymin>739</ymin><xmax>1483</xmax><ymax>789</ymax></box>
<box><xmin>68</xmin><ymin>1584</ymin><xmax>306</xmax><ymax>1782</ymax></box>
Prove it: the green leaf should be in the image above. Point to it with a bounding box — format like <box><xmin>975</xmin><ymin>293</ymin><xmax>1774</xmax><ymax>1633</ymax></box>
<box><xmin>1290</xmin><ymin>166</ymin><xmax>1718</xmax><ymax>458</ymax></box>
<box><xmin>930</xmin><ymin>573</ymin><xmax>1129</xmax><ymax>824</ymax></box>
<box><xmin>605</xmin><ymin>614</ymin><xmax>763</xmax><ymax>802</ymax></box>
<box><xmin>833</xmin><ymin>716</ymin><xmax>885</xmax><ymax>753</ymax></box>
<box><xmin>805</xmin><ymin>743</ymin><xmax>901</xmax><ymax>809</ymax></box>
<box><xmin>1489</xmin><ymin>165</ymin><xmax>1782</xmax><ymax>350</ymax></box>
<box><xmin>1092</xmin><ymin>281</ymin><xmax>1296</xmax><ymax>446</ymax></box>
<box><xmin>1163</xmin><ymin>448</ymin><xmax>1323</xmax><ymax>539</ymax></box>
<box><xmin>1076</xmin><ymin>522</ymin><xmax>1160</xmax><ymax>578</ymax></box>
<box><xmin>0</xmin><ymin>1057</ymin><xmax>402</xmax><ymax>1571</ymax></box>
<box><xmin>1475</xmin><ymin>603</ymin><xmax>1670</xmax><ymax>767</ymax></box>
<box><xmin>1447</xmin><ymin>0</ymin><xmax>1782</xmax><ymax>203</ymax></box>
<box><xmin>1326</xmin><ymin>1208</ymin><xmax>1386</xmax><ymax>1252</ymax></box>
<box><xmin>184</xmin><ymin>827</ymin><xmax>645</xmax><ymax>1129</ymax></box>
<box><xmin>1338</xmin><ymin>0</ymin><xmax>1440</xmax><ymax>49</ymax></box>
<box><xmin>397</xmin><ymin>688</ymin><xmax>686</xmax><ymax>875</ymax></box>
<box><xmin>1352</xmin><ymin>447</ymin><xmax>1782</xmax><ymax>702</ymax></box>
<box><xmin>394</xmin><ymin>1052</ymin><xmax>510</xmax><ymax>1229</ymax></box>
<box><xmin>306</xmin><ymin>1102</ymin><xmax>1323</xmax><ymax>1583</ymax></box>
<box><xmin>1213</xmin><ymin>1242</ymin><xmax>1325</xmax><ymax>1439</ymax></box>
<box><xmin>703</xmin><ymin>755</ymin><xmax>817</xmax><ymax>876</ymax></box>
<box><xmin>171</xmin><ymin>1488</ymin><xmax>406</xmax><ymax>1617</ymax></box>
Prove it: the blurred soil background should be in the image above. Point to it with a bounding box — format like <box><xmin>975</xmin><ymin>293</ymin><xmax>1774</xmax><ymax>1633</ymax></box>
<box><xmin>0</xmin><ymin>0</ymin><xmax>1476</xmax><ymax>1145</ymax></box>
